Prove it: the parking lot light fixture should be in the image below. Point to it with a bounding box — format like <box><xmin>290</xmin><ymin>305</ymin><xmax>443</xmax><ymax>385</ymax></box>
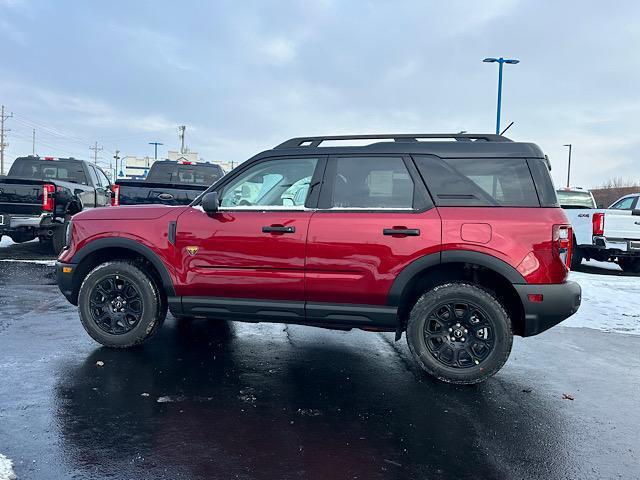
<box><xmin>483</xmin><ymin>57</ymin><xmax>520</xmax><ymax>134</ymax></box>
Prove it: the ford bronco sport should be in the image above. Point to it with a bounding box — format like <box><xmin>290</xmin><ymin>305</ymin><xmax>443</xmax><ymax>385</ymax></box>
<box><xmin>56</xmin><ymin>133</ymin><xmax>581</xmax><ymax>384</ymax></box>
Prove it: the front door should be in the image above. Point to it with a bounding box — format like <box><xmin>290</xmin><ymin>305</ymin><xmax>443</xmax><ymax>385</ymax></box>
<box><xmin>174</xmin><ymin>156</ymin><xmax>322</xmax><ymax>309</ymax></box>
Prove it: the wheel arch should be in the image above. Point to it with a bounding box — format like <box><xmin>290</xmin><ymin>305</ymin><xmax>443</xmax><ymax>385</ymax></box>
<box><xmin>388</xmin><ymin>251</ymin><xmax>527</xmax><ymax>336</ymax></box>
<box><xmin>68</xmin><ymin>238</ymin><xmax>175</xmax><ymax>305</ymax></box>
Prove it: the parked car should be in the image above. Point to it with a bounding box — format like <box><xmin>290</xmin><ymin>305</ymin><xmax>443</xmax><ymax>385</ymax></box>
<box><xmin>0</xmin><ymin>156</ymin><xmax>112</xmax><ymax>253</ymax></box>
<box><xmin>112</xmin><ymin>160</ymin><xmax>225</xmax><ymax>206</ymax></box>
<box><xmin>558</xmin><ymin>187</ymin><xmax>640</xmax><ymax>272</ymax></box>
<box><xmin>56</xmin><ymin>133</ymin><xmax>581</xmax><ymax>384</ymax></box>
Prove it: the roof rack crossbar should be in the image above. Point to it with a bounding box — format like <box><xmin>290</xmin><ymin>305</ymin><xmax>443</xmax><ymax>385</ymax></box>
<box><xmin>275</xmin><ymin>133</ymin><xmax>511</xmax><ymax>149</ymax></box>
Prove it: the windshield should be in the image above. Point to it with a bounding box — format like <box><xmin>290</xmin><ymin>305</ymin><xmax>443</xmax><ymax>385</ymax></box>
<box><xmin>8</xmin><ymin>158</ymin><xmax>88</xmax><ymax>185</ymax></box>
<box><xmin>556</xmin><ymin>190</ymin><xmax>596</xmax><ymax>208</ymax></box>
<box><xmin>147</xmin><ymin>163</ymin><xmax>223</xmax><ymax>185</ymax></box>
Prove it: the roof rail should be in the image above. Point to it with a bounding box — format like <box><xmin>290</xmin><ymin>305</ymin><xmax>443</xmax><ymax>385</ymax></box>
<box><xmin>275</xmin><ymin>133</ymin><xmax>512</xmax><ymax>149</ymax></box>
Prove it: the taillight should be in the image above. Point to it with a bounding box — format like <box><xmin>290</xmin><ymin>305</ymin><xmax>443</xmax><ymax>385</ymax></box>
<box><xmin>592</xmin><ymin>212</ymin><xmax>605</xmax><ymax>236</ymax></box>
<box><xmin>553</xmin><ymin>224</ymin><xmax>572</xmax><ymax>269</ymax></box>
<box><xmin>111</xmin><ymin>184</ymin><xmax>120</xmax><ymax>206</ymax></box>
<box><xmin>42</xmin><ymin>183</ymin><xmax>55</xmax><ymax>211</ymax></box>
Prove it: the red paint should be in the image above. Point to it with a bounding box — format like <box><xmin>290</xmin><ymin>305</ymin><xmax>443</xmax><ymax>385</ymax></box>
<box><xmin>61</xmin><ymin>202</ymin><xmax>572</xmax><ymax>302</ymax></box>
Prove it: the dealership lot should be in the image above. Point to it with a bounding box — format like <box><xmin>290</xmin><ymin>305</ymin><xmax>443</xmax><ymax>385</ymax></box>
<box><xmin>0</xmin><ymin>241</ymin><xmax>638</xmax><ymax>479</ymax></box>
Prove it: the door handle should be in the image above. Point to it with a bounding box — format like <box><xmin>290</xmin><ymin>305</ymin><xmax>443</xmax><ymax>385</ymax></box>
<box><xmin>262</xmin><ymin>225</ymin><xmax>295</xmax><ymax>234</ymax></box>
<box><xmin>383</xmin><ymin>227</ymin><xmax>420</xmax><ymax>236</ymax></box>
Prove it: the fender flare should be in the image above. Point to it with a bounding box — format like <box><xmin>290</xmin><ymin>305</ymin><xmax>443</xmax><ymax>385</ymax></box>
<box><xmin>70</xmin><ymin>237</ymin><xmax>176</xmax><ymax>296</ymax></box>
<box><xmin>387</xmin><ymin>250</ymin><xmax>526</xmax><ymax>306</ymax></box>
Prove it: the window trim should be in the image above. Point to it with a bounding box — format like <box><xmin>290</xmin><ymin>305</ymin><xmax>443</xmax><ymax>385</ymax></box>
<box><xmin>315</xmin><ymin>154</ymin><xmax>432</xmax><ymax>213</ymax></box>
<box><xmin>205</xmin><ymin>155</ymin><xmax>326</xmax><ymax>212</ymax></box>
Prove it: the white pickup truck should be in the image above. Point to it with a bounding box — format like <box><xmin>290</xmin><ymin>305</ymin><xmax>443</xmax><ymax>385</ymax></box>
<box><xmin>557</xmin><ymin>189</ymin><xmax>640</xmax><ymax>272</ymax></box>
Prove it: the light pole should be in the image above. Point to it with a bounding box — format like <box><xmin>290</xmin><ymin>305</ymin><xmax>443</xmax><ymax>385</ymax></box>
<box><xmin>149</xmin><ymin>142</ymin><xmax>163</xmax><ymax>161</ymax></box>
<box><xmin>483</xmin><ymin>57</ymin><xmax>520</xmax><ymax>134</ymax></box>
<box><xmin>564</xmin><ymin>144</ymin><xmax>572</xmax><ymax>188</ymax></box>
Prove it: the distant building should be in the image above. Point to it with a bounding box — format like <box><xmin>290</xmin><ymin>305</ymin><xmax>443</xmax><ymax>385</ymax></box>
<box><xmin>167</xmin><ymin>150</ymin><xmax>199</xmax><ymax>163</ymax></box>
<box><xmin>120</xmin><ymin>156</ymin><xmax>154</xmax><ymax>180</ymax></box>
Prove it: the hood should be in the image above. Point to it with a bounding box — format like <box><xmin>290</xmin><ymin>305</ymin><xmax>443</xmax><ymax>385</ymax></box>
<box><xmin>74</xmin><ymin>204</ymin><xmax>188</xmax><ymax>221</ymax></box>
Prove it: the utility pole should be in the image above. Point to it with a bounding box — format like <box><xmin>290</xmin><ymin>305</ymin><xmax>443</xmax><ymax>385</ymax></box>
<box><xmin>149</xmin><ymin>142</ymin><xmax>163</xmax><ymax>161</ymax></box>
<box><xmin>178</xmin><ymin>125</ymin><xmax>186</xmax><ymax>154</ymax></box>
<box><xmin>564</xmin><ymin>144</ymin><xmax>572</xmax><ymax>188</ymax></box>
<box><xmin>89</xmin><ymin>141</ymin><xmax>103</xmax><ymax>165</ymax></box>
<box><xmin>32</xmin><ymin>129</ymin><xmax>36</xmax><ymax>156</ymax></box>
<box><xmin>113</xmin><ymin>150</ymin><xmax>120</xmax><ymax>179</ymax></box>
<box><xmin>0</xmin><ymin>105</ymin><xmax>13</xmax><ymax>176</ymax></box>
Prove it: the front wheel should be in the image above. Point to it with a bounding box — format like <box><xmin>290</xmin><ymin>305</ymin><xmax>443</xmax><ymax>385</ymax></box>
<box><xmin>78</xmin><ymin>260</ymin><xmax>166</xmax><ymax>348</ymax></box>
<box><xmin>406</xmin><ymin>283</ymin><xmax>513</xmax><ymax>384</ymax></box>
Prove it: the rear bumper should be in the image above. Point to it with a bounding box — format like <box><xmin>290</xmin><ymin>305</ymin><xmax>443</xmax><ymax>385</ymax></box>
<box><xmin>591</xmin><ymin>236</ymin><xmax>640</xmax><ymax>257</ymax></box>
<box><xmin>0</xmin><ymin>213</ymin><xmax>48</xmax><ymax>230</ymax></box>
<box><xmin>56</xmin><ymin>261</ymin><xmax>77</xmax><ymax>305</ymax></box>
<box><xmin>514</xmin><ymin>281</ymin><xmax>582</xmax><ymax>336</ymax></box>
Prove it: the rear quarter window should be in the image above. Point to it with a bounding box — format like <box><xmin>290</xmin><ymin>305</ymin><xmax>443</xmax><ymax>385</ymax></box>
<box><xmin>413</xmin><ymin>156</ymin><xmax>540</xmax><ymax>207</ymax></box>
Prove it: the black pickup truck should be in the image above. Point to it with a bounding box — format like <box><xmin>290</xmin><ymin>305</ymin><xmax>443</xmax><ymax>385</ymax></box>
<box><xmin>112</xmin><ymin>160</ymin><xmax>225</xmax><ymax>206</ymax></box>
<box><xmin>0</xmin><ymin>156</ymin><xmax>112</xmax><ymax>253</ymax></box>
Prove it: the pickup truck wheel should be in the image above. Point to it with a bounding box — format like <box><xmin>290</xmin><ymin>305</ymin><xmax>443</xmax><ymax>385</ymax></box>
<box><xmin>570</xmin><ymin>246</ymin><xmax>584</xmax><ymax>270</ymax></box>
<box><xmin>52</xmin><ymin>217</ymin><xmax>70</xmax><ymax>255</ymax></box>
<box><xmin>406</xmin><ymin>283</ymin><xmax>513</xmax><ymax>384</ymax></box>
<box><xmin>78</xmin><ymin>261</ymin><xmax>166</xmax><ymax>348</ymax></box>
<box><xmin>619</xmin><ymin>258</ymin><xmax>640</xmax><ymax>273</ymax></box>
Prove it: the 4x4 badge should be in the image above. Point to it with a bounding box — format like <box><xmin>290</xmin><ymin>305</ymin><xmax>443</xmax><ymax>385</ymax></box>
<box><xmin>186</xmin><ymin>246</ymin><xmax>199</xmax><ymax>256</ymax></box>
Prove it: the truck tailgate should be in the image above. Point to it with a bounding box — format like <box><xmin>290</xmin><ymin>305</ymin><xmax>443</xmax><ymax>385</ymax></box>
<box><xmin>117</xmin><ymin>181</ymin><xmax>206</xmax><ymax>206</ymax></box>
<box><xmin>0</xmin><ymin>177</ymin><xmax>44</xmax><ymax>215</ymax></box>
<box><xmin>604</xmin><ymin>210</ymin><xmax>640</xmax><ymax>240</ymax></box>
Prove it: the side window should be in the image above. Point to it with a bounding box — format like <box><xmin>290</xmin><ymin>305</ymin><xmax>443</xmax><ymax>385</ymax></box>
<box><xmin>414</xmin><ymin>156</ymin><xmax>539</xmax><ymax>207</ymax></box>
<box><xmin>219</xmin><ymin>158</ymin><xmax>318</xmax><ymax>209</ymax></box>
<box><xmin>610</xmin><ymin>197</ymin><xmax>636</xmax><ymax>210</ymax></box>
<box><xmin>328</xmin><ymin>157</ymin><xmax>415</xmax><ymax>209</ymax></box>
<box><xmin>96</xmin><ymin>168</ymin><xmax>110</xmax><ymax>187</ymax></box>
<box><xmin>86</xmin><ymin>165</ymin><xmax>99</xmax><ymax>187</ymax></box>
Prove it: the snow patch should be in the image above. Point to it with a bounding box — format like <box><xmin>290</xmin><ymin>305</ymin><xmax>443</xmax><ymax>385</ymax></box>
<box><xmin>0</xmin><ymin>453</ymin><xmax>16</xmax><ymax>480</ymax></box>
<box><xmin>0</xmin><ymin>259</ymin><xmax>56</xmax><ymax>266</ymax></box>
<box><xmin>565</xmin><ymin>270</ymin><xmax>640</xmax><ymax>335</ymax></box>
<box><xmin>0</xmin><ymin>236</ymin><xmax>15</xmax><ymax>248</ymax></box>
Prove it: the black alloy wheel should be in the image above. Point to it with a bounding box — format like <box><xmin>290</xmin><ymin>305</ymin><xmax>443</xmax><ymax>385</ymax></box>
<box><xmin>89</xmin><ymin>274</ymin><xmax>144</xmax><ymax>335</ymax></box>
<box><xmin>406</xmin><ymin>283</ymin><xmax>513</xmax><ymax>384</ymax></box>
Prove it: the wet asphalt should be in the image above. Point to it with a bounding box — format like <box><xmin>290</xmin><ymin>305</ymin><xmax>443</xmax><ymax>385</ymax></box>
<box><xmin>0</xmin><ymin>244</ymin><xmax>639</xmax><ymax>479</ymax></box>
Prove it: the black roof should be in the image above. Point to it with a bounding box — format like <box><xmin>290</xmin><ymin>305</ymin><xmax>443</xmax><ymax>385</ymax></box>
<box><xmin>262</xmin><ymin>133</ymin><xmax>545</xmax><ymax>159</ymax></box>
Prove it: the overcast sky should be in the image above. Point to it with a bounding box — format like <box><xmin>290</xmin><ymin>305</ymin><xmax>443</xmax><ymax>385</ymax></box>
<box><xmin>0</xmin><ymin>0</ymin><xmax>638</xmax><ymax>187</ymax></box>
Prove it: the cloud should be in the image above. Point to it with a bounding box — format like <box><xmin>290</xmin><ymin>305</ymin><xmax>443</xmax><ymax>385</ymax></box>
<box><xmin>260</xmin><ymin>37</ymin><xmax>297</xmax><ymax>65</ymax></box>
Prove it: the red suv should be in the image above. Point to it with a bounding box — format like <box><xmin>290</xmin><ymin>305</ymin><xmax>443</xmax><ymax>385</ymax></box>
<box><xmin>57</xmin><ymin>134</ymin><xmax>581</xmax><ymax>384</ymax></box>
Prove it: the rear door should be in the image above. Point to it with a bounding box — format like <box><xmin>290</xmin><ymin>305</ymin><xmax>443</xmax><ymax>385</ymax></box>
<box><xmin>174</xmin><ymin>156</ymin><xmax>324</xmax><ymax>310</ymax></box>
<box><xmin>305</xmin><ymin>155</ymin><xmax>441</xmax><ymax>319</ymax></box>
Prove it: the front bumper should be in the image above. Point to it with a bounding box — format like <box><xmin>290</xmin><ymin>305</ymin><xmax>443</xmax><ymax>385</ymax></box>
<box><xmin>514</xmin><ymin>281</ymin><xmax>582</xmax><ymax>336</ymax></box>
<box><xmin>56</xmin><ymin>261</ymin><xmax>77</xmax><ymax>305</ymax></box>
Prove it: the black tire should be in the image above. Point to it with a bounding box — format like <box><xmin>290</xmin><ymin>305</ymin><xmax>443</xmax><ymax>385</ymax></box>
<box><xmin>570</xmin><ymin>245</ymin><xmax>583</xmax><ymax>270</ymax></box>
<box><xmin>52</xmin><ymin>217</ymin><xmax>70</xmax><ymax>255</ymax></box>
<box><xmin>619</xmin><ymin>258</ymin><xmax>640</xmax><ymax>274</ymax></box>
<box><xmin>78</xmin><ymin>260</ymin><xmax>166</xmax><ymax>348</ymax></box>
<box><xmin>406</xmin><ymin>283</ymin><xmax>513</xmax><ymax>385</ymax></box>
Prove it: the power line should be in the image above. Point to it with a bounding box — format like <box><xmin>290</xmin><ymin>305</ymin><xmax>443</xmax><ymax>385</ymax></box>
<box><xmin>89</xmin><ymin>141</ymin><xmax>103</xmax><ymax>165</ymax></box>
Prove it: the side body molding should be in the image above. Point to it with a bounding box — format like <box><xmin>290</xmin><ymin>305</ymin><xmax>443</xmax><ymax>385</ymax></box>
<box><xmin>70</xmin><ymin>237</ymin><xmax>176</xmax><ymax>296</ymax></box>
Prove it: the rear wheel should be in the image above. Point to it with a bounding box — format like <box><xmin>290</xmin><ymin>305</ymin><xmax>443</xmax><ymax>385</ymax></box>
<box><xmin>406</xmin><ymin>283</ymin><xmax>513</xmax><ymax>384</ymax></box>
<box><xmin>570</xmin><ymin>245</ymin><xmax>583</xmax><ymax>270</ymax></box>
<box><xmin>52</xmin><ymin>217</ymin><xmax>70</xmax><ymax>255</ymax></box>
<box><xmin>619</xmin><ymin>258</ymin><xmax>640</xmax><ymax>274</ymax></box>
<box><xmin>78</xmin><ymin>260</ymin><xmax>166</xmax><ymax>348</ymax></box>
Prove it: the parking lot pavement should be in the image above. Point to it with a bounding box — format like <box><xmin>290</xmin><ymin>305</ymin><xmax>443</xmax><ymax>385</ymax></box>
<box><xmin>0</xmin><ymin>255</ymin><xmax>638</xmax><ymax>479</ymax></box>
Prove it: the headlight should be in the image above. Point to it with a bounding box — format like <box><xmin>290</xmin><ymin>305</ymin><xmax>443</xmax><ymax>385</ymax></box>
<box><xmin>64</xmin><ymin>220</ymin><xmax>73</xmax><ymax>248</ymax></box>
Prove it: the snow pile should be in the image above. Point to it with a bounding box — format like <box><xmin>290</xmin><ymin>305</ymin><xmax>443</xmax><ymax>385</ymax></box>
<box><xmin>0</xmin><ymin>454</ymin><xmax>16</xmax><ymax>480</ymax></box>
<box><xmin>0</xmin><ymin>236</ymin><xmax>15</xmax><ymax>248</ymax></box>
<box><xmin>566</xmin><ymin>270</ymin><xmax>640</xmax><ymax>335</ymax></box>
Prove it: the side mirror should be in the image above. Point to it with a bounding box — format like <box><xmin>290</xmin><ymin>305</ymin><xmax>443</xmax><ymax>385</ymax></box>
<box><xmin>632</xmin><ymin>209</ymin><xmax>640</xmax><ymax>216</ymax></box>
<box><xmin>202</xmin><ymin>192</ymin><xmax>220</xmax><ymax>214</ymax></box>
